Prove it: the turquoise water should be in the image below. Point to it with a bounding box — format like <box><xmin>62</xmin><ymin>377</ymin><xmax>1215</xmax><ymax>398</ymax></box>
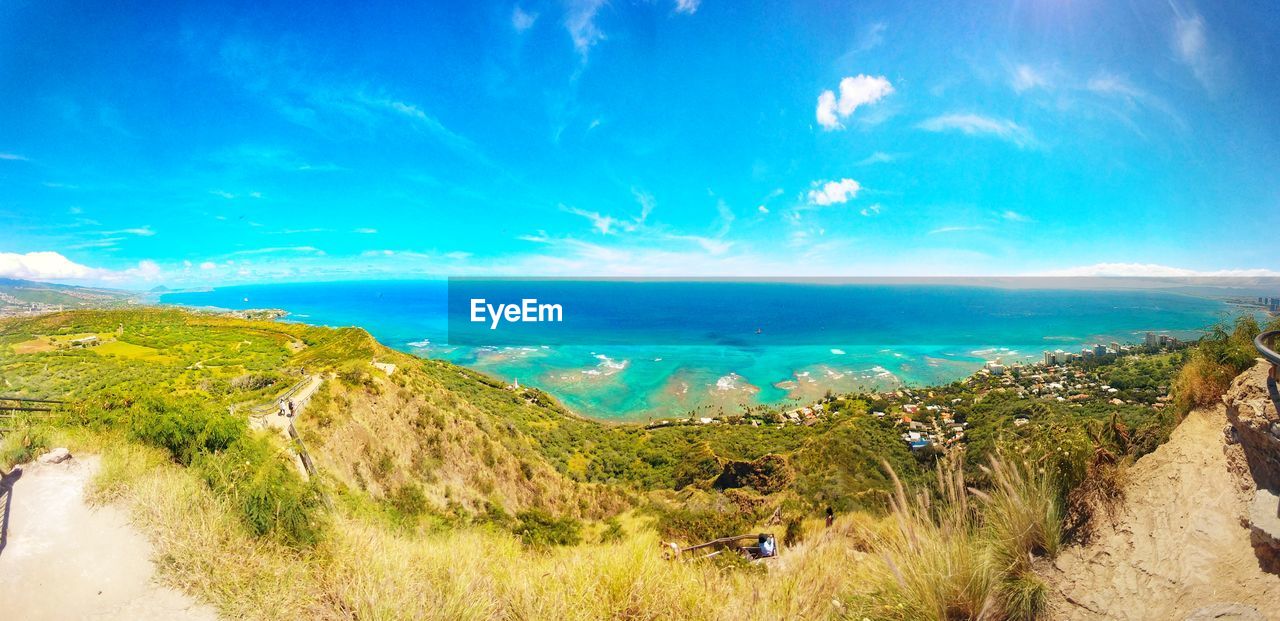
<box><xmin>161</xmin><ymin>280</ymin><xmax>1234</xmax><ymax>421</ymax></box>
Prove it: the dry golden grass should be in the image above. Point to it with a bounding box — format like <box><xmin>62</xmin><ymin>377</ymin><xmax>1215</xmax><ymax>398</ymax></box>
<box><xmin>66</xmin><ymin>427</ymin><xmax>1065</xmax><ymax>621</ymax></box>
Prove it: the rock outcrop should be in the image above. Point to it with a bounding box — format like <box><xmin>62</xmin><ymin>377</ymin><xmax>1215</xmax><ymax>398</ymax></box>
<box><xmin>1224</xmin><ymin>361</ymin><xmax>1280</xmax><ymax>491</ymax></box>
<box><xmin>37</xmin><ymin>447</ymin><xmax>71</xmax><ymax>464</ymax></box>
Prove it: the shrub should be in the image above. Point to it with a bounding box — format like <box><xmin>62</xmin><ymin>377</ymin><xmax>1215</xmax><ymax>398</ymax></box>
<box><xmin>654</xmin><ymin>504</ymin><xmax>756</xmax><ymax>543</ymax></box>
<box><xmin>600</xmin><ymin>517</ymin><xmax>625</xmax><ymax>543</ymax></box>
<box><xmin>0</xmin><ymin>414</ymin><xmax>50</xmax><ymax>469</ymax></box>
<box><xmin>388</xmin><ymin>482</ymin><xmax>429</xmax><ymax>518</ymax></box>
<box><xmin>783</xmin><ymin>515</ymin><xmax>805</xmax><ymax>547</ymax></box>
<box><xmin>196</xmin><ymin>435</ymin><xmax>328</xmax><ymax>548</ymax></box>
<box><xmin>512</xmin><ymin>509</ymin><xmax>582</xmax><ymax>548</ymax></box>
<box><xmin>230</xmin><ymin>373</ymin><xmax>277</xmax><ymax>392</ymax></box>
<box><xmin>712</xmin><ymin>453</ymin><xmax>794</xmax><ymax>494</ymax></box>
<box><xmin>1173</xmin><ymin>315</ymin><xmax>1270</xmax><ymax>413</ymax></box>
<box><xmin>126</xmin><ymin>396</ymin><xmax>244</xmax><ymax>465</ymax></box>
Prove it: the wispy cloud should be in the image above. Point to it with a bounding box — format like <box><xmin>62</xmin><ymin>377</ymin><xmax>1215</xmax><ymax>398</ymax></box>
<box><xmin>229</xmin><ymin>246</ymin><xmax>326</xmax><ymax>257</ymax></box>
<box><xmin>512</xmin><ymin>6</ymin><xmax>538</xmax><ymax>31</ymax></box>
<box><xmin>565</xmin><ymin>0</ymin><xmax>607</xmax><ymax>61</ymax></box>
<box><xmin>1000</xmin><ymin>210</ymin><xmax>1031</xmax><ymax>222</ymax></box>
<box><xmin>353</xmin><ymin>228</ymin><xmax>378</xmax><ymax>234</ymax></box>
<box><xmin>0</xmin><ymin>152</ymin><xmax>28</xmax><ymax>161</ymax></box>
<box><xmin>1010</xmin><ymin>64</ymin><xmax>1049</xmax><ymax>93</ymax></box>
<box><xmin>856</xmin><ymin>22</ymin><xmax>886</xmax><ymax>53</ymax></box>
<box><xmin>211</xmin><ymin>189</ymin><xmax>262</xmax><ymax>200</ymax></box>
<box><xmin>203</xmin><ymin>35</ymin><xmax>485</xmax><ymax>159</ymax></box>
<box><xmin>860</xmin><ymin>203</ymin><xmax>882</xmax><ymax>217</ymax></box>
<box><xmin>928</xmin><ymin>225</ymin><xmax>987</xmax><ymax>235</ymax></box>
<box><xmin>674</xmin><ymin>0</ymin><xmax>700</xmax><ymax>15</ymax></box>
<box><xmin>917</xmin><ymin>113</ymin><xmax>1035</xmax><ymax>148</ymax></box>
<box><xmin>856</xmin><ymin>151</ymin><xmax>898</xmax><ymax>166</ymax></box>
<box><xmin>1171</xmin><ymin>8</ymin><xmax>1219</xmax><ymax>90</ymax></box>
<box><xmin>816</xmin><ymin>75</ymin><xmax>894</xmax><ymax>130</ymax></box>
<box><xmin>564</xmin><ymin>206</ymin><xmax>622</xmax><ymax>234</ymax></box>
<box><xmin>109</xmin><ymin>226</ymin><xmax>156</xmax><ymax>236</ymax></box>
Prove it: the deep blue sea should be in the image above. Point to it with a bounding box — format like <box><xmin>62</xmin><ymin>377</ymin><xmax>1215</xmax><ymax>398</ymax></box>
<box><xmin>160</xmin><ymin>280</ymin><xmax>1237</xmax><ymax>421</ymax></box>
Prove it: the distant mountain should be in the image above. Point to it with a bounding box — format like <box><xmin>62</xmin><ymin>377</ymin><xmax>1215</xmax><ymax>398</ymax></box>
<box><xmin>150</xmin><ymin>285</ymin><xmax>171</xmax><ymax>293</ymax></box>
<box><xmin>0</xmin><ymin>277</ymin><xmax>135</xmax><ymax>314</ymax></box>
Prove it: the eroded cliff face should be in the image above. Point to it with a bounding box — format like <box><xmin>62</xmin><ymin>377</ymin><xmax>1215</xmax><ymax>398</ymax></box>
<box><xmin>1224</xmin><ymin>360</ymin><xmax>1280</xmax><ymax>572</ymax></box>
<box><xmin>1224</xmin><ymin>361</ymin><xmax>1280</xmax><ymax>491</ymax></box>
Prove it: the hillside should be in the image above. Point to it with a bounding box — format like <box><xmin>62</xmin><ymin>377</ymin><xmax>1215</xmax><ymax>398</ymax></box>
<box><xmin>1</xmin><ymin>307</ymin><xmax>1268</xmax><ymax>620</ymax></box>
<box><xmin>0</xmin><ymin>277</ymin><xmax>135</xmax><ymax>316</ymax></box>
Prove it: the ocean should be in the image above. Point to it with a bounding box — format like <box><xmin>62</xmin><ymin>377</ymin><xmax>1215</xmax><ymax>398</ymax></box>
<box><xmin>160</xmin><ymin>279</ymin><xmax>1237</xmax><ymax>421</ymax></box>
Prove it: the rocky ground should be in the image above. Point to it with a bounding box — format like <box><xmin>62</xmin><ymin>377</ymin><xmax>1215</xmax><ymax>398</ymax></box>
<box><xmin>1047</xmin><ymin>361</ymin><xmax>1280</xmax><ymax>620</ymax></box>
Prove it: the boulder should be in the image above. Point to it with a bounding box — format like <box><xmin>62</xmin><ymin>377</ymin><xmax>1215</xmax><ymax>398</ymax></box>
<box><xmin>1223</xmin><ymin>362</ymin><xmax>1280</xmax><ymax>491</ymax></box>
<box><xmin>1247</xmin><ymin>488</ymin><xmax>1280</xmax><ymax>573</ymax></box>
<box><xmin>37</xmin><ymin>447</ymin><xmax>71</xmax><ymax>464</ymax></box>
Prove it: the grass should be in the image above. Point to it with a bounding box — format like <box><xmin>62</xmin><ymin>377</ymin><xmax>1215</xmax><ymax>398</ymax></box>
<box><xmin>2</xmin><ymin>307</ymin><xmax>1227</xmax><ymax>620</ymax></box>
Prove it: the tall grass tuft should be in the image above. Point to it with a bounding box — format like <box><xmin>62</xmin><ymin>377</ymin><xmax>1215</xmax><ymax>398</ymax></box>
<box><xmin>865</xmin><ymin>452</ymin><xmax>1063</xmax><ymax>621</ymax></box>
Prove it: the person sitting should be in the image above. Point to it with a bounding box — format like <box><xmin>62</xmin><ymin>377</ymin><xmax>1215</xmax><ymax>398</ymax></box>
<box><xmin>758</xmin><ymin>533</ymin><xmax>775</xmax><ymax>558</ymax></box>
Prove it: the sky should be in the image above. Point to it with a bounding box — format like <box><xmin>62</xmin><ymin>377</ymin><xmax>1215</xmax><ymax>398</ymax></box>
<box><xmin>1</xmin><ymin>0</ymin><xmax>1279</xmax><ymax>289</ymax></box>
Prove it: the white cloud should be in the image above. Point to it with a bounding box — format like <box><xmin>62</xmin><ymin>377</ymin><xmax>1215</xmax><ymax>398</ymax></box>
<box><xmin>632</xmin><ymin>188</ymin><xmax>655</xmax><ymax>224</ymax></box>
<box><xmin>1173</xmin><ymin>11</ymin><xmax>1216</xmax><ymax>90</ymax></box>
<box><xmin>200</xmin><ymin>261</ymin><xmax>217</xmax><ymax>270</ymax></box>
<box><xmin>564</xmin><ymin>206</ymin><xmax>619</xmax><ymax>234</ymax></box>
<box><xmin>856</xmin><ymin>22</ymin><xmax>886</xmax><ymax>53</ymax></box>
<box><xmin>816</xmin><ymin>75</ymin><xmax>894</xmax><ymax>130</ymax></box>
<box><xmin>807</xmin><ymin>178</ymin><xmax>861</xmax><ymax>206</ymax></box>
<box><xmin>928</xmin><ymin>225</ymin><xmax>987</xmax><ymax>235</ymax></box>
<box><xmin>1041</xmin><ymin>263</ymin><xmax>1280</xmax><ymax>277</ymax></box>
<box><xmin>1001</xmin><ymin>210</ymin><xmax>1031</xmax><ymax>222</ymax></box>
<box><xmin>856</xmin><ymin>151</ymin><xmax>896</xmax><ymax>166</ymax></box>
<box><xmin>512</xmin><ymin>6</ymin><xmax>538</xmax><ymax>31</ymax></box>
<box><xmin>757</xmin><ymin>205</ymin><xmax>769</xmax><ymax>214</ymax></box>
<box><xmin>860</xmin><ymin>203</ymin><xmax>882</xmax><ymax>217</ymax></box>
<box><xmin>0</xmin><ymin>152</ymin><xmax>28</xmax><ymax>161</ymax></box>
<box><xmin>0</xmin><ymin>251</ymin><xmax>98</xmax><ymax>280</ymax></box>
<box><xmin>917</xmin><ymin>113</ymin><xmax>1035</xmax><ymax>148</ymax></box>
<box><xmin>353</xmin><ymin>228</ymin><xmax>378</xmax><ymax>234</ymax></box>
<box><xmin>111</xmin><ymin>226</ymin><xmax>155</xmax><ymax>237</ymax></box>
<box><xmin>674</xmin><ymin>0</ymin><xmax>700</xmax><ymax>15</ymax></box>
<box><xmin>1011</xmin><ymin>64</ymin><xmax>1048</xmax><ymax>93</ymax></box>
<box><xmin>566</xmin><ymin>0</ymin><xmax>607</xmax><ymax>61</ymax></box>
<box><xmin>1086</xmin><ymin>73</ymin><xmax>1145</xmax><ymax>101</ymax></box>
<box><xmin>229</xmin><ymin>246</ymin><xmax>326</xmax><ymax>256</ymax></box>
<box><xmin>815</xmin><ymin>91</ymin><xmax>840</xmax><ymax>130</ymax></box>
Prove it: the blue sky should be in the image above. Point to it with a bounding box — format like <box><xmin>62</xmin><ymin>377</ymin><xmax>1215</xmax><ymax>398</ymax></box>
<box><xmin>1</xmin><ymin>0</ymin><xmax>1278</xmax><ymax>288</ymax></box>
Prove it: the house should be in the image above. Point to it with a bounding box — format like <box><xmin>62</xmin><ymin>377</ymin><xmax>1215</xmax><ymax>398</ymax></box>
<box><xmin>70</xmin><ymin>335</ymin><xmax>100</xmax><ymax>347</ymax></box>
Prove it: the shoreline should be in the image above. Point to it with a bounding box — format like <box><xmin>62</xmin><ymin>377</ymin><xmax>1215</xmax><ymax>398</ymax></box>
<box><xmin>149</xmin><ymin>296</ymin><xmax>1215</xmax><ymax>423</ymax></box>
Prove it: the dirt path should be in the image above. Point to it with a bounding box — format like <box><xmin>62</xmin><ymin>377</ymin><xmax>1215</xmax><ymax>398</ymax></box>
<box><xmin>0</xmin><ymin>456</ymin><xmax>218</xmax><ymax>620</ymax></box>
<box><xmin>1048</xmin><ymin>405</ymin><xmax>1280</xmax><ymax>620</ymax></box>
<box><xmin>253</xmin><ymin>374</ymin><xmax>324</xmax><ymax>433</ymax></box>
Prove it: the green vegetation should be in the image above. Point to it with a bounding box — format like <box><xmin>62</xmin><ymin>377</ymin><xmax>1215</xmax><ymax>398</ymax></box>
<box><xmin>2</xmin><ymin>306</ymin><xmax>1270</xmax><ymax>620</ymax></box>
<box><xmin>1172</xmin><ymin>314</ymin><xmax>1279</xmax><ymax>413</ymax></box>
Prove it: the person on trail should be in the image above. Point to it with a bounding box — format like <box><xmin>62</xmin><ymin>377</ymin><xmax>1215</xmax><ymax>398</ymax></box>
<box><xmin>825</xmin><ymin>506</ymin><xmax>834</xmax><ymax>528</ymax></box>
<box><xmin>287</xmin><ymin>399</ymin><xmax>296</xmax><ymax>417</ymax></box>
<box><xmin>759</xmin><ymin>533</ymin><xmax>775</xmax><ymax>558</ymax></box>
